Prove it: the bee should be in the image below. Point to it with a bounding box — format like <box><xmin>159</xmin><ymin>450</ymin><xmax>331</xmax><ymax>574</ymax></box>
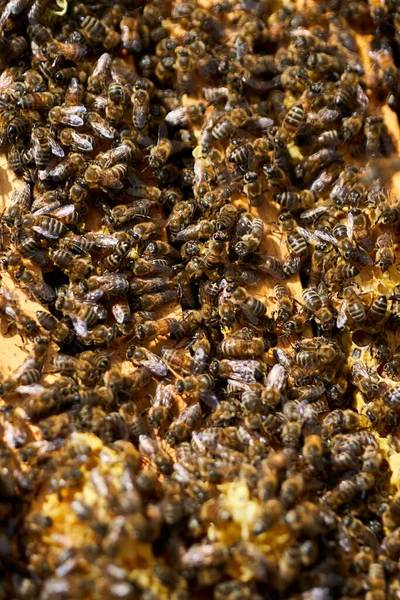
<box><xmin>370</xmin><ymin>43</ymin><xmax>397</xmax><ymax>90</ymax></box>
<box><xmin>255</xmin><ymin>255</ymin><xmax>286</xmax><ymax>280</ymax></box>
<box><xmin>83</xmin><ymin>112</ymin><xmax>116</xmax><ymax>140</ymax></box>
<box><xmin>243</xmin><ymin>171</ymin><xmax>264</xmax><ymax>207</ymax></box>
<box><xmin>174</xmin><ymin>48</ymin><xmax>195</xmax><ymax>95</ymax></box>
<box><xmin>36</xmin><ymin>311</ymin><xmax>72</xmax><ymax>345</ymax></box>
<box><xmin>58</xmin><ymin>128</ymin><xmax>95</xmax><ymax>153</ymax></box>
<box><xmin>302</xmin><ymin>284</ymin><xmax>335</xmax><ymax>333</ymax></box>
<box><xmin>228</xmin><ymin>285</ymin><xmax>267</xmax><ymax>326</ymax></box>
<box><xmin>375</xmin><ymin>232</ymin><xmax>394</xmax><ymax>272</ymax></box>
<box><xmin>84</xmin><ymin>164</ymin><xmax>128</xmax><ymax>190</ymax></box>
<box><xmin>149</xmin><ymin>123</ymin><xmax>176</xmax><ymax>170</ymax></box>
<box><xmin>279</xmin><ymin>212</ymin><xmax>308</xmax><ymax>257</ymax></box>
<box><xmin>181</xmin><ymin>542</ymin><xmax>229</xmax><ymax>569</ymax></box>
<box><xmin>210</xmin><ymin>358</ymin><xmax>264</xmax><ymax>384</ymax></box>
<box><xmin>18</xmin><ymin>204</ymin><xmax>72</xmax><ymax>239</ymax></box>
<box><xmin>366</xmin><ymin>295</ymin><xmax>388</xmax><ymax>328</ymax></box>
<box><xmin>351</xmin><ymin>362</ymin><xmax>380</xmax><ymax>399</ymax></box>
<box><xmin>131</xmin><ymin>87</ymin><xmax>149</xmax><ymax>130</ymax></box>
<box><xmin>166</xmin><ymin>403</ymin><xmax>202</xmax><ymax>445</ymax></box>
<box><xmin>234</xmin><ymin>213</ymin><xmax>264</xmax><ymax>257</ymax></box>
<box><xmin>211</xmin><ymin>108</ymin><xmax>248</xmax><ymax>142</ymax></box>
<box><xmin>390</xmin><ymin>285</ymin><xmax>400</xmax><ymax>326</ymax></box>
<box><xmin>218</xmin><ymin>335</ymin><xmax>266</xmax><ymax>358</ymax></box>
<box><xmin>166</xmin><ymin>103</ymin><xmax>206</xmax><ymax>127</ymax></box>
<box><xmin>323</xmin><ymin>478</ymin><xmax>359</xmax><ymax>509</ymax></box>
<box><xmin>46</xmin><ymin>40</ymin><xmax>87</xmax><ymax>61</ymax></box>
<box><xmin>31</xmin><ymin>125</ymin><xmax>64</xmax><ymax>170</ymax></box>
<box><xmin>277</xmin><ymin>102</ymin><xmax>306</xmax><ymax>143</ymax></box>
<box><xmin>148</xmin><ymin>383</ymin><xmax>176</xmax><ymax>429</ymax></box>
<box><xmin>48</xmin><ymin>105</ymin><xmax>86</xmax><ymax>127</ymax></box>
<box><xmin>160</xmin><ymin>348</ymin><xmax>198</xmax><ymax>377</ymax></box>
<box><xmin>274</xmin><ymin>284</ymin><xmax>294</xmax><ymax>323</ymax></box>
<box><xmin>274</xmin><ymin>190</ymin><xmax>316</xmax><ymax>213</ymax></box>
<box><xmin>176</xmin><ymin>220</ymin><xmax>215</xmax><ymax>242</ymax></box>
<box><xmin>262</xmin><ymin>163</ymin><xmax>289</xmax><ymax>192</ymax></box>
<box><xmin>176</xmin><ymin>374</ymin><xmax>217</xmax><ymax>407</ymax></box>
<box><xmin>325</xmin><ymin>263</ymin><xmax>359</xmax><ymax>286</ymax></box>
<box><xmin>334</xmin><ymin>68</ymin><xmax>359</xmax><ymax>109</ymax></box>
<box><xmin>202</xmin><ymin>237</ymin><xmax>229</xmax><ymax>270</ymax></box>
<box><xmin>336</xmin><ymin>285</ymin><xmax>366</xmax><ymax>328</ymax></box>
<box><xmin>139</xmin><ymin>435</ymin><xmax>173</xmax><ymax>476</ymax></box>
<box><xmin>46</xmin><ymin>153</ymin><xmax>85</xmax><ymax>182</ymax></box>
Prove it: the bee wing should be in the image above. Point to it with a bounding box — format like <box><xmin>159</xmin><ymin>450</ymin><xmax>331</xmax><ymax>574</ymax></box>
<box><xmin>227</xmin><ymin>378</ymin><xmax>252</xmax><ymax>391</ymax></box>
<box><xmin>61</xmin><ymin>107</ymin><xmax>85</xmax><ymax>127</ymax></box>
<box><xmin>13</xmin><ymin>358</ymin><xmax>39</xmax><ymax>380</ymax></box>
<box><xmin>31</xmin><ymin>280</ymin><xmax>55</xmax><ymax>303</ymax></box>
<box><xmin>273</xmin><ymin>348</ymin><xmax>292</xmax><ymax>370</ymax></box>
<box><xmin>70</xmin><ymin>131</ymin><xmax>93</xmax><ymax>152</ymax></box>
<box><xmin>142</xmin><ymin>350</ymin><xmax>168</xmax><ymax>377</ymax></box>
<box><xmin>48</xmin><ymin>135</ymin><xmax>65</xmax><ymax>158</ymax></box>
<box><xmin>10</xmin><ymin>183</ymin><xmax>31</xmax><ymax>208</ymax></box>
<box><xmin>32</xmin><ymin>200</ymin><xmax>64</xmax><ymax>216</ymax></box>
<box><xmin>300</xmin><ymin>205</ymin><xmax>328</xmax><ymax>220</ymax></box>
<box><xmin>50</xmin><ymin>203</ymin><xmax>75</xmax><ymax>219</ymax></box>
<box><xmin>87</xmin><ymin>116</ymin><xmax>115</xmax><ymax>139</ymax></box>
<box><xmin>297</xmin><ymin>226</ymin><xmax>334</xmax><ymax>245</ymax></box>
<box><xmin>356</xmin><ymin>85</ymin><xmax>369</xmax><ymax>112</ymax></box>
<box><xmin>238</xmin><ymin>302</ymin><xmax>260</xmax><ymax>326</ymax></box>
<box><xmin>32</xmin><ymin>225</ymin><xmax>59</xmax><ymax>239</ymax></box>
<box><xmin>101</xmin><ymin>177</ymin><xmax>124</xmax><ymax>191</ymax></box>
<box><xmin>265</xmin><ymin>364</ymin><xmax>286</xmax><ymax>391</ymax></box>
<box><xmin>69</xmin><ymin>314</ymin><xmax>88</xmax><ymax>337</ymax></box>
<box><xmin>157</xmin><ymin>121</ymin><xmax>168</xmax><ymax>143</ymax></box>
<box><xmin>31</xmin><ymin>139</ymin><xmax>44</xmax><ymax>165</ymax></box>
<box><xmin>191</xmin><ymin>347</ymin><xmax>207</xmax><ymax>375</ymax></box>
<box><xmin>38</xmin><ymin>160</ymin><xmax>60</xmax><ymax>181</ymax></box>
<box><xmin>347</xmin><ymin>212</ymin><xmax>354</xmax><ymax>240</ymax></box>
<box><xmin>355</xmin><ymin>248</ymin><xmax>373</xmax><ymax>266</ymax></box>
<box><xmin>166</xmin><ymin>107</ymin><xmax>186</xmax><ymax>126</ymax></box>
<box><xmin>199</xmin><ymin>390</ymin><xmax>220</xmax><ymax>409</ymax></box>
<box><xmin>16</xmin><ymin>384</ymin><xmax>46</xmax><ymax>395</ymax></box>
<box><xmin>336</xmin><ymin>300</ymin><xmax>348</xmax><ymax>329</ymax></box>
<box><xmin>89</xmin><ymin>233</ymin><xmax>119</xmax><ymax>247</ymax></box>
<box><xmin>0</xmin><ymin>70</ymin><xmax>15</xmax><ymax>93</ymax></box>
<box><xmin>176</xmin><ymin>224</ymin><xmax>199</xmax><ymax>242</ymax></box>
<box><xmin>2</xmin><ymin>305</ymin><xmax>17</xmax><ymax>320</ymax></box>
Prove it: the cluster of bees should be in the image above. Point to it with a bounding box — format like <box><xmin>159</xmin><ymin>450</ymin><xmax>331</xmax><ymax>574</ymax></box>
<box><xmin>1</xmin><ymin>0</ymin><xmax>400</xmax><ymax>598</ymax></box>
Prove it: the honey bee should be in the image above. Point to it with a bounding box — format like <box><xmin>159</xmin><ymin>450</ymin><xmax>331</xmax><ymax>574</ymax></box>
<box><xmin>131</xmin><ymin>87</ymin><xmax>149</xmax><ymax>130</ymax></box>
<box><xmin>147</xmin><ymin>382</ymin><xmax>176</xmax><ymax>429</ymax></box>
<box><xmin>279</xmin><ymin>213</ymin><xmax>308</xmax><ymax>257</ymax></box>
<box><xmin>202</xmin><ymin>237</ymin><xmax>229</xmax><ymax>270</ymax></box>
<box><xmin>139</xmin><ymin>435</ymin><xmax>173</xmax><ymax>476</ymax></box>
<box><xmin>375</xmin><ymin>232</ymin><xmax>394</xmax><ymax>272</ymax></box>
<box><xmin>31</xmin><ymin>125</ymin><xmax>64</xmax><ymax>170</ymax></box>
<box><xmin>274</xmin><ymin>284</ymin><xmax>294</xmax><ymax>324</ymax></box>
<box><xmin>166</xmin><ymin>103</ymin><xmax>206</xmax><ymax>128</ymax></box>
<box><xmin>370</xmin><ymin>43</ymin><xmax>397</xmax><ymax>90</ymax></box>
<box><xmin>46</xmin><ymin>40</ymin><xmax>87</xmax><ymax>61</ymax></box>
<box><xmin>176</xmin><ymin>374</ymin><xmax>218</xmax><ymax>407</ymax></box>
<box><xmin>234</xmin><ymin>213</ymin><xmax>264</xmax><ymax>257</ymax></box>
<box><xmin>302</xmin><ymin>284</ymin><xmax>335</xmax><ymax>333</ymax></box>
<box><xmin>255</xmin><ymin>254</ymin><xmax>286</xmax><ymax>280</ymax></box>
<box><xmin>149</xmin><ymin>122</ymin><xmax>178</xmax><ymax>170</ymax></box>
<box><xmin>84</xmin><ymin>164</ymin><xmax>127</xmax><ymax>190</ymax></box>
<box><xmin>166</xmin><ymin>403</ymin><xmax>202</xmax><ymax>445</ymax></box>
<box><xmin>58</xmin><ymin>128</ymin><xmax>95</xmax><ymax>153</ymax></box>
<box><xmin>325</xmin><ymin>263</ymin><xmax>359</xmax><ymax>286</ymax></box>
<box><xmin>336</xmin><ymin>285</ymin><xmax>366</xmax><ymax>328</ymax></box>
<box><xmin>218</xmin><ymin>335</ymin><xmax>266</xmax><ymax>358</ymax></box>
<box><xmin>210</xmin><ymin>358</ymin><xmax>264</xmax><ymax>384</ymax></box>
<box><xmin>274</xmin><ymin>190</ymin><xmax>316</xmax><ymax>213</ymax></box>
